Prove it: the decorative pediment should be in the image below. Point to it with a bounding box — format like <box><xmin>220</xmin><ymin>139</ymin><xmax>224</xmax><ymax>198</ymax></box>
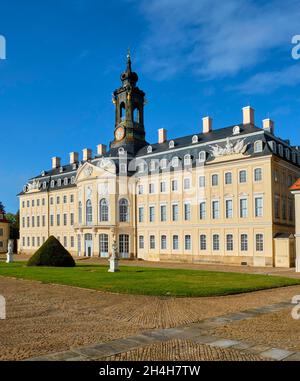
<box><xmin>75</xmin><ymin>160</ymin><xmax>116</xmax><ymax>183</ymax></box>
<box><xmin>210</xmin><ymin>138</ymin><xmax>248</xmax><ymax>159</ymax></box>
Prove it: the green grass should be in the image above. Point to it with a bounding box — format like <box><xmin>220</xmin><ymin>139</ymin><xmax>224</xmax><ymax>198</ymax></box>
<box><xmin>0</xmin><ymin>261</ymin><xmax>299</xmax><ymax>297</ymax></box>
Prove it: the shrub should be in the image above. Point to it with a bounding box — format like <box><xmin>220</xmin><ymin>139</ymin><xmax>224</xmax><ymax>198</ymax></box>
<box><xmin>27</xmin><ymin>236</ymin><xmax>76</xmax><ymax>267</ymax></box>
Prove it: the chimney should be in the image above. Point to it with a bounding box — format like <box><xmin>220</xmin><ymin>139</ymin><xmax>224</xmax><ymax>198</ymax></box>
<box><xmin>69</xmin><ymin>152</ymin><xmax>79</xmax><ymax>164</ymax></box>
<box><xmin>52</xmin><ymin>156</ymin><xmax>61</xmax><ymax>169</ymax></box>
<box><xmin>242</xmin><ymin>106</ymin><xmax>255</xmax><ymax>125</ymax></box>
<box><xmin>82</xmin><ymin>148</ymin><xmax>92</xmax><ymax>161</ymax></box>
<box><xmin>202</xmin><ymin>116</ymin><xmax>212</xmax><ymax>134</ymax></box>
<box><xmin>97</xmin><ymin>144</ymin><xmax>107</xmax><ymax>156</ymax></box>
<box><xmin>158</xmin><ymin>128</ymin><xmax>167</xmax><ymax>144</ymax></box>
<box><xmin>263</xmin><ymin>118</ymin><xmax>274</xmax><ymax>134</ymax></box>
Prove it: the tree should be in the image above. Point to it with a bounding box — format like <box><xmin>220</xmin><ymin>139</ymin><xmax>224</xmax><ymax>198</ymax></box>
<box><xmin>6</xmin><ymin>211</ymin><xmax>20</xmax><ymax>240</ymax></box>
<box><xmin>0</xmin><ymin>201</ymin><xmax>5</xmax><ymax>214</ymax></box>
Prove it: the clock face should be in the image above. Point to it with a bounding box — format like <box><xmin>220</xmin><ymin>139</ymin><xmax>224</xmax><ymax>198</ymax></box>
<box><xmin>115</xmin><ymin>127</ymin><xmax>125</xmax><ymax>141</ymax></box>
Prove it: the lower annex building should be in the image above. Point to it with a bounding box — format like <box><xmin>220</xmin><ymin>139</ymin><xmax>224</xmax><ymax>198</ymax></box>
<box><xmin>19</xmin><ymin>54</ymin><xmax>300</xmax><ymax>267</ymax></box>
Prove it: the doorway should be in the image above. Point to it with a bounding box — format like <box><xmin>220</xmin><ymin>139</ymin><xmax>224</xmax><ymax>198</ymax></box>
<box><xmin>84</xmin><ymin>233</ymin><xmax>93</xmax><ymax>257</ymax></box>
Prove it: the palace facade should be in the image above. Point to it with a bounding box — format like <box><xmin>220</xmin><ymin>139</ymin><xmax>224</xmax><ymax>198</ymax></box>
<box><xmin>19</xmin><ymin>55</ymin><xmax>300</xmax><ymax>267</ymax></box>
<box><xmin>0</xmin><ymin>208</ymin><xmax>9</xmax><ymax>253</ymax></box>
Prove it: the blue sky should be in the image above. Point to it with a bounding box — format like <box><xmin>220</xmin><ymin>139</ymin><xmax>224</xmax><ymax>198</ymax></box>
<box><xmin>1</xmin><ymin>0</ymin><xmax>300</xmax><ymax>212</ymax></box>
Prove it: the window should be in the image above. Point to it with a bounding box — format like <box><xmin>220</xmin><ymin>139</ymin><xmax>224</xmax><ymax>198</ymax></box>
<box><xmin>172</xmin><ymin>180</ymin><xmax>178</xmax><ymax>191</ymax></box>
<box><xmin>160</xmin><ymin>205</ymin><xmax>167</xmax><ymax>222</ymax></box>
<box><xmin>172</xmin><ymin>204</ymin><xmax>179</xmax><ymax>221</ymax></box>
<box><xmin>213</xmin><ymin>234</ymin><xmax>220</xmax><ymax>251</ymax></box>
<box><xmin>57</xmin><ymin>179</ymin><xmax>61</xmax><ymax>187</ymax></box>
<box><xmin>150</xmin><ymin>235</ymin><xmax>155</xmax><ymax>249</ymax></box>
<box><xmin>240</xmin><ymin>198</ymin><xmax>248</xmax><ymax>218</ymax></box>
<box><xmin>37</xmin><ymin>237</ymin><xmax>40</xmax><ymax>247</ymax></box>
<box><xmin>63</xmin><ymin>213</ymin><xmax>67</xmax><ymax>226</ymax></box>
<box><xmin>149</xmin><ymin>160</ymin><xmax>156</xmax><ymax>172</ymax></box>
<box><xmin>71</xmin><ymin>176</ymin><xmax>75</xmax><ymax>184</ymax></box>
<box><xmin>32</xmin><ymin>237</ymin><xmax>35</xmax><ymax>247</ymax></box>
<box><xmin>212</xmin><ymin>201</ymin><xmax>220</xmax><ymax>219</ymax></box>
<box><xmin>161</xmin><ymin>235</ymin><xmax>167</xmax><ymax>250</ymax></box>
<box><xmin>138</xmin><ymin>184</ymin><xmax>144</xmax><ymax>195</ymax></box>
<box><xmin>63</xmin><ymin>236</ymin><xmax>67</xmax><ymax>247</ymax></box>
<box><xmin>50</xmin><ymin>215</ymin><xmax>54</xmax><ymax>227</ymax></box>
<box><xmin>119</xmin><ymin>199</ymin><xmax>129</xmax><ymax>222</ymax></box>
<box><xmin>50</xmin><ymin>197</ymin><xmax>53</xmax><ymax>205</ymax></box>
<box><xmin>160</xmin><ymin>158</ymin><xmax>168</xmax><ymax>169</ymax></box>
<box><xmin>0</xmin><ymin>228</ymin><xmax>3</xmax><ymax>236</ymax></box>
<box><xmin>27</xmin><ymin>237</ymin><xmax>30</xmax><ymax>247</ymax></box>
<box><xmin>282</xmin><ymin>197</ymin><xmax>287</xmax><ymax>220</ymax></box>
<box><xmin>256</xmin><ymin>234</ymin><xmax>264</xmax><ymax>252</ymax></box>
<box><xmin>289</xmin><ymin>199</ymin><xmax>294</xmax><ymax>221</ymax></box>
<box><xmin>119</xmin><ymin>234</ymin><xmax>129</xmax><ymax>256</ymax></box>
<box><xmin>77</xmin><ymin>235</ymin><xmax>81</xmax><ymax>255</ymax></box>
<box><xmin>184</xmin><ymin>235</ymin><xmax>191</xmax><ymax>250</ymax></box>
<box><xmin>42</xmin><ymin>198</ymin><xmax>45</xmax><ymax>206</ymax></box>
<box><xmin>36</xmin><ymin>216</ymin><xmax>40</xmax><ymax>228</ymax></box>
<box><xmin>42</xmin><ymin>215</ymin><xmax>46</xmax><ymax>227</ymax></box>
<box><xmin>173</xmin><ymin>235</ymin><xmax>179</xmax><ymax>250</ymax></box>
<box><xmin>184</xmin><ymin>178</ymin><xmax>191</xmax><ymax>190</ymax></box>
<box><xmin>64</xmin><ymin>178</ymin><xmax>68</xmax><ymax>186</ymax></box>
<box><xmin>57</xmin><ymin>214</ymin><xmax>60</xmax><ymax>226</ymax></box>
<box><xmin>254</xmin><ymin>168</ymin><xmax>262</xmax><ymax>182</ymax></box>
<box><xmin>199</xmin><ymin>176</ymin><xmax>205</xmax><ymax>188</ymax></box>
<box><xmin>37</xmin><ymin>199</ymin><xmax>40</xmax><ymax>207</ymax></box>
<box><xmin>225</xmin><ymin>199</ymin><xmax>233</xmax><ymax>218</ymax></box>
<box><xmin>226</xmin><ymin>234</ymin><xmax>233</xmax><ymax>251</ymax></box>
<box><xmin>184</xmin><ymin>202</ymin><xmax>191</xmax><ymax>221</ymax></box>
<box><xmin>22</xmin><ymin>217</ymin><xmax>25</xmax><ymax>228</ymax></box>
<box><xmin>86</xmin><ymin>200</ymin><xmax>93</xmax><ymax>225</ymax></box>
<box><xmin>133</xmin><ymin>107</ymin><xmax>140</xmax><ymax>123</ymax></box>
<box><xmin>27</xmin><ymin>216</ymin><xmax>30</xmax><ymax>227</ymax></box>
<box><xmin>70</xmin><ymin>213</ymin><xmax>74</xmax><ymax>226</ymax></box>
<box><xmin>120</xmin><ymin>102</ymin><xmax>125</xmax><ymax>122</ymax></box>
<box><xmin>199</xmin><ymin>151</ymin><xmax>206</xmax><ymax>162</ymax></box>
<box><xmin>32</xmin><ymin>216</ymin><xmax>35</xmax><ymax>227</ymax></box>
<box><xmin>225</xmin><ymin>172</ymin><xmax>232</xmax><ymax>185</ymax></box>
<box><xmin>274</xmin><ymin>195</ymin><xmax>280</xmax><ymax>219</ymax></box>
<box><xmin>169</xmin><ymin>140</ymin><xmax>174</xmax><ymax>149</ymax></box>
<box><xmin>120</xmin><ymin>163</ymin><xmax>127</xmax><ymax>173</ymax></box>
<box><xmin>51</xmin><ymin>180</ymin><xmax>55</xmax><ymax>188</ymax></box>
<box><xmin>27</xmin><ymin>200</ymin><xmax>30</xmax><ymax>207</ymax></box>
<box><xmin>149</xmin><ymin>183</ymin><xmax>155</xmax><ymax>194</ymax></box>
<box><xmin>32</xmin><ymin>199</ymin><xmax>35</xmax><ymax>207</ymax></box>
<box><xmin>255</xmin><ymin>197</ymin><xmax>263</xmax><ymax>217</ymax></box>
<box><xmin>139</xmin><ymin>235</ymin><xmax>144</xmax><ymax>249</ymax></box>
<box><xmin>160</xmin><ymin>181</ymin><xmax>166</xmax><ymax>193</ymax></box>
<box><xmin>138</xmin><ymin>207</ymin><xmax>144</xmax><ymax>223</ymax></box>
<box><xmin>239</xmin><ymin>170</ymin><xmax>247</xmax><ymax>183</ymax></box>
<box><xmin>254</xmin><ymin>140</ymin><xmax>263</xmax><ymax>153</ymax></box>
<box><xmin>172</xmin><ymin>156</ymin><xmax>179</xmax><ymax>167</ymax></box>
<box><xmin>99</xmin><ymin>234</ymin><xmax>109</xmax><ymax>257</ymax></box>
<box><xmin>184</xmin><ymin>154</ymin><xmax>191</xmax><ymax>166</ymax></box>
<box><xmin>71</xmin><ymin>236</ymin><xmax>74</xmax><ymax>248</ymax></box>
<box><xmin>149</xmin><ymin>206</ymin><xmax>155</xmax><ymax>222</ymax></box>
<box><xmin>56</xmin><ymin>196</ymin><xmax>60</xmax><ymax>204</ymax></box>
<box><xmin>278</xmin><ymin>144</ymin><xmax>283</xmax><ymax>156</ymax></box>
<box><xmin>43</xmin><ymin>182</ymin><xmax>47</xmax><ymax>189</ymax></box>
<box><xmin>99</xmin><ymin>199</ymin><xmax>109</xmax><ymax>222</ymax></box>
<box><xmin>241</xmin><ymin>234</ymin><xmax>248</xmax><ymax>251</ymax></box>
<box><xmin>199</xmin><ymin>202</ymin><xmax>206</xmax><ymax>220</ymax></box>
<box><xmin>200</xmin><ymin>235</ymin><xmax>207</xmax><ymax>250</ymax></box>
<box><xmin>78</xmin><ymin>202</ymin><xmax>82</xmax><ymax>224</ymax></box>
<box><xmin>63</xmin><ymin>195</ymin><xmax>67</xmax><ymax>203</ymax></box>
<box><xmin>212</xmin><ymin>174</ymin><xmax>218</xmax><ymax>186</ymax></box>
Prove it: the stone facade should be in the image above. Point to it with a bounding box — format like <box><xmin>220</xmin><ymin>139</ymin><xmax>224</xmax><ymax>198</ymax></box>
<box><xmin>18</xmin><ymin>55</ymin><xmax>300</xmax><ymax>267</ymax></box>
<box><xmin>0</xmin><ymin>210</ymin><xmax>9</xmax><ymax>253</ymax></box>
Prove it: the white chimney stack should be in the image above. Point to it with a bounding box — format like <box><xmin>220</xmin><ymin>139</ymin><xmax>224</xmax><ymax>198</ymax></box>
<box><xmin>82</xmin><ymin>148</ymin><xmax>92</xmax><ymax>161</ymax></box>
<box><xmin>202</xmin><ymin>116</ymin><xmax>212</xmax><ymax>134</ymax></box>
<box><xmin>97</xmin><ymin>144</ymin><xmax>107</xmax><ymax>156</ymax></box>
<box><xmin>69</xmin><ymin>152</ymin><xmax>79</xmax><ymax>164</ymax></box>
<box><xmin>263</xmin><ymin>118</ymin><xmax>274</xmax><ymax>134</ymax></box>
<box><xmin>242</xmin><ymin>106</ymin><xmax>255</xmax><ymax>125</ymax></box>
<box><xmin>158</xmin><ymin>128</ymin><xmax>167</xmax><ymax>144</ymax></box>
<box><xmin>52</xmin><ymin>156</ymin><xmax>61</xmax><ymax>169</ymax></box>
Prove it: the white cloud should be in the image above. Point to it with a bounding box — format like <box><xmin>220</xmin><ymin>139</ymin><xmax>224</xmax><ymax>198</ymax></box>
<box><xmin>136</xmin><ymin>0</ymin><xmax>300</xmax><ymax>80</ymax></box>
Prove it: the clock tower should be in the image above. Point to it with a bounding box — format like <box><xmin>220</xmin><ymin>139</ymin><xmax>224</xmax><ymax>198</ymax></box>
<box><xmin>110</xmin><ymin>52</ymin><xmax>148</xmax><ymax>155</ymax></box>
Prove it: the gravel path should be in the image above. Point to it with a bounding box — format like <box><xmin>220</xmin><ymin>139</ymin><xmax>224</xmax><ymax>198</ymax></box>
<box><xmin>1</xmin><ymin>276</ymin><xmax>300</xmax><ymax>360</ymax></box>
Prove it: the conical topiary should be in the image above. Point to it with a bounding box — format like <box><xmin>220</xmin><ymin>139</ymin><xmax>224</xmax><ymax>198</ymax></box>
<box><xmin>27</xmin><ymin>235</ymin><xmax>76</xmax><ymax>267</ymax></box>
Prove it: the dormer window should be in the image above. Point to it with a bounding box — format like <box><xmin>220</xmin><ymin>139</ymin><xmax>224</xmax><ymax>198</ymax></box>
<box><xmin>120</xmin><ymin>163</ymin><xmax>127</xmax><ymax>173</ymax></box>
<box><xmin>149</xmin><ymin>160</ymin><xmax>156</xmax><ymax>172</ymax></box>
<box><xmin>184</xmin><ymin>154</ymin><xmax>191</xmax><ymax>166</ymax></box>
<box><xmin>43</xmin><ymin>182</ymin><xmax>47</xmax><ymax>189</ymax></box>
<box><xmin>172</xmin><ymin>156</ymin><xmax>179</xmax><ymax>167</ymax></box>
<box><xmin>72</xmin><ymin>163</ymin><xmax>77</xmax><ymax>170</ymax></box>
<box><xmin>64</xmin><ymin>178</ymin><xmax>68</xmax><ymax>186</ymax></box>
<box><xmin>199</xmin><ymin>151</ymin><xmax>206</xmax><ymax>162</ymax></box>
<box><xmin>292</xmin><ymin>152</ymin><xmax>297</xmax><ymax>163</ymax></box>
<box><xmin>137</xmin><ymin>162</ymin><xmax>145</xmax><ymax>173</ymax></box>
<box><xmin>71</xmin><ymin>176</ymin><xmax>75</xmax><ymax>184</ymax></box>
<box><xmin>41</xmin><ymin>171</ymin><xmax>46</xmax><ymax>177</ymax></box>
<box><xmin>147</xmin><ymin>146</ymin><xmax>152</xmax><ymax>154</ymax></box>
<box><xmin>192</xmin><ymin>135</ymin><xmax>198</xmax><ymax>144</ymax></box>
<box><xmin>169</xmin><ymin>140</ymin><xmax>175</xmax><ymax>149</ymax></box>
<box><xmin>59</xmin><ymin>166</ymin><xmax>63</xmax><ymax>173</ymax></box>
<box><xmin>57</xmin><ymin>179</ymin><xmax>62</xmax><ymax>187</ymax></box>
<box><xmin>233</xmin><ymin>126</ymin><xmax>240</xmax><ymax>135</ymax></box>
<box><xmin>254</xmin><ymin>140</ymin><xmax>263</xmax><ymax>153</ymax></box>
<box><xmin>50</xmin><ymin>180</ymin><xmax>55</xmax><ymax>188</ymax></box>
<box><xmin>285</xmin><ymin>148</ymin><xmax>290</xmax><ymax>160</ymax></box>
<box><xmin>269</xmin><ymin>141</ymin><xmax>277</xmax><ymax>153</ymax></box>
<box><xmin>278</xmin><ymin>144</ymin><xmax>283</xmax><ymax>157</ymax></box>
<box><xmin>160</xmin><ymin>158</ymin><xmax>168</xmax><ymax>169</ymax></box>
<box><xmin>118</xmin><ymin>147</ymin><xmax>125</xmax><ymax>155</ymax></box>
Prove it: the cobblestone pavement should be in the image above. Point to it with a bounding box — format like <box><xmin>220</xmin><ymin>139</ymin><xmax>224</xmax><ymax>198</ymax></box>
<box><xmin>27</xmin><ymin>299</ymin><xmax>300</xmax><ymax>361</ymax></box>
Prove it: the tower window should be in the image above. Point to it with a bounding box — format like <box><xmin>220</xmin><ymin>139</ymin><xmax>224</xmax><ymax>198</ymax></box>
<box><xmin>133</xmin><ymin>107</ymin><xmax>140</xmax><ymax>123</ymax></box>
<box><xmin>120</xmin><ymin>102</ymin><xmax>126</xmax><ymax>122</ymax></box>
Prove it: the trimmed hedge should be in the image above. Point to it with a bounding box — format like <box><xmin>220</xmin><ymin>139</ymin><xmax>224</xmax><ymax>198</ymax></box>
<box><xmin>27</xmin><ymin>236</ymin><xmax>76</xmax><ymax>267</ymax></box>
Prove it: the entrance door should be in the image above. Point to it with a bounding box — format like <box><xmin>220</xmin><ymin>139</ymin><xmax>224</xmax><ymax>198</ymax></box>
<box><xmin>119</xmin><ymin>234</ymin><xmax>129</xmax><ymax>259</ymax></box>
<box><xmin>84</xmin><ymin>234</ymin><xmax>93</xmax><ymax>257</ymax></box>
<box><xmin>99</xmin><ymin>234</ymin><xmax>109</xmax><ymax>258</ymax></box>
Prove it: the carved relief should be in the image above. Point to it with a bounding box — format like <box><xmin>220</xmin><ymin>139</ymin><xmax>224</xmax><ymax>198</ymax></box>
<box><xmin>210</xmin><ymin>138</ymin><xmax>248</xmax><ymax>158</ymax></box>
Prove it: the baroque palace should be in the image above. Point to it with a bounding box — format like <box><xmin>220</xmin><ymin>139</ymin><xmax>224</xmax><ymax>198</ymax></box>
<box><xmin>19</xmin><ymin>54</ymin><xmax>300</xmax><ymax>267</ymax></box>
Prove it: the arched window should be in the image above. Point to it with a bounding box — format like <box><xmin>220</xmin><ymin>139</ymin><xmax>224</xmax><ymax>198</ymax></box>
<box><xmin>78</xmin><ymin>201</ymin><xmax>82</xmax><ymax>224</ymax></box>
<box><xmin>184</xmin><ymin>154</ymin><xmax>191</xmax><ymax>166</ymax></box>
<box><xmin>133</xmin><ymin>107</ymin><xmax>140</xmax><ymax>123</ymax></box>
<box><xmin>50</xmin><ymin>180</ymin><xmax>55</xmax><ymax>188</ymax></box>
<box><xmin>119</xmin><ymin>198</ymin><xmax>129</xmax><ymax>222</ymax></box>
<box><xmin>86</xmin><ymin>199</ymin><xmax>93</xmax><ymax>225</ymax></box>
<box><xmin>199</xmin><ymin>151</ymin><xmax>206</xmax><ymax>162</ymax></box>
<box><xmin>172</xmin><ymin>156</ymin><xmax>179</xmax><ymax>167</ymax></box>
<box><xmin>71</xmin><ymin>176</ymin><xmax>75</xmax><ymax>184</ymax></box>
<box><xmin>120</xmin><ymin>102</ymin><xmax>126</xmax><ymax>122</ymax></box>
<box><xmin>57</xmin><ymin>179</ymin><xmax>62</xmax><ymax>187</ymax></box>
<box><xmin>99</xmin><ymin>199</ymin><xmax>109</xmax><ymax>222</ymax></box>
<box><xmin>64</xmin><ymin>178</ymin><xmax>68</xmax><ymax>186</ymax></box>
<box><xmin>254</xmin><ymin>140</ymin><xmax>263</xmax><ymax>153</ymax></box>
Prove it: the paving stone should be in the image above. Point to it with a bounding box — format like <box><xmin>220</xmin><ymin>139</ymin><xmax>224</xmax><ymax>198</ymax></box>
<box><xmin>282</xmin><ymin>352</ymin><xmax>300</xmax><ymax>361</ymax></box>
<box><xmin>244</xmin><ymin>345</ymin><xmax>272</xmax><ymax>354</ymax></box>
<box><xmin>24</xmin><ymin>356</ymin><xmax>53</xmax><ymax>361</ymax></box>
<box><xmin>231</xmin><ymin>342</ymin><xmax>254</xmax><ymax>350</ymax></box>
<box><xmin>140</xmin><ymin>330</ymin><xmax>170</xmax><ymax>341</ymax></box>
<box><xmin>223</xmin><ymin>312</ymin><xmax>254</xmax><ymax>322</ymax></box>
<box><xmin>260</xmin><ymin>348</ymin><xmax>295</xmax><ymax>361</ymax></box>
<box><xmin>209</xmin><ymin>339</ymin><xmax>239</xmax><ymax>349</ymax></box>
<box><xmin>47</xmin><ymin>350</ymin><xmax>83</xmax><ymax>361</ymax></box>
<box><xmin>71</xmin><ymin>346</ymin><xmax>107</xmax><ymax>358</ymax></box>
<box><xmin>191</xmin><ymin>335</ymin><xmax>221</xmax><ymax>344</ymax></box>
<box><xmin>177</xmin><ymin>327</ymin><xmax>204</xmax><ymax>339</ymax></box>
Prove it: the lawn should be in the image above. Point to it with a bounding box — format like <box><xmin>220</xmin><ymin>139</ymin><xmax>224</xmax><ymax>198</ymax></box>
<box><xmin>0</xmin><ymin>261</ymin><xmax>299</xmax><ymax>297</ymax></box>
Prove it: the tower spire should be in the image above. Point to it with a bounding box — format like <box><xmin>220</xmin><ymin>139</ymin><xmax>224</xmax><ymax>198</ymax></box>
<box><xmin>127</xmin><ymin>48</ymin><xmax>132</xmax><ymax>73</ymax></box>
